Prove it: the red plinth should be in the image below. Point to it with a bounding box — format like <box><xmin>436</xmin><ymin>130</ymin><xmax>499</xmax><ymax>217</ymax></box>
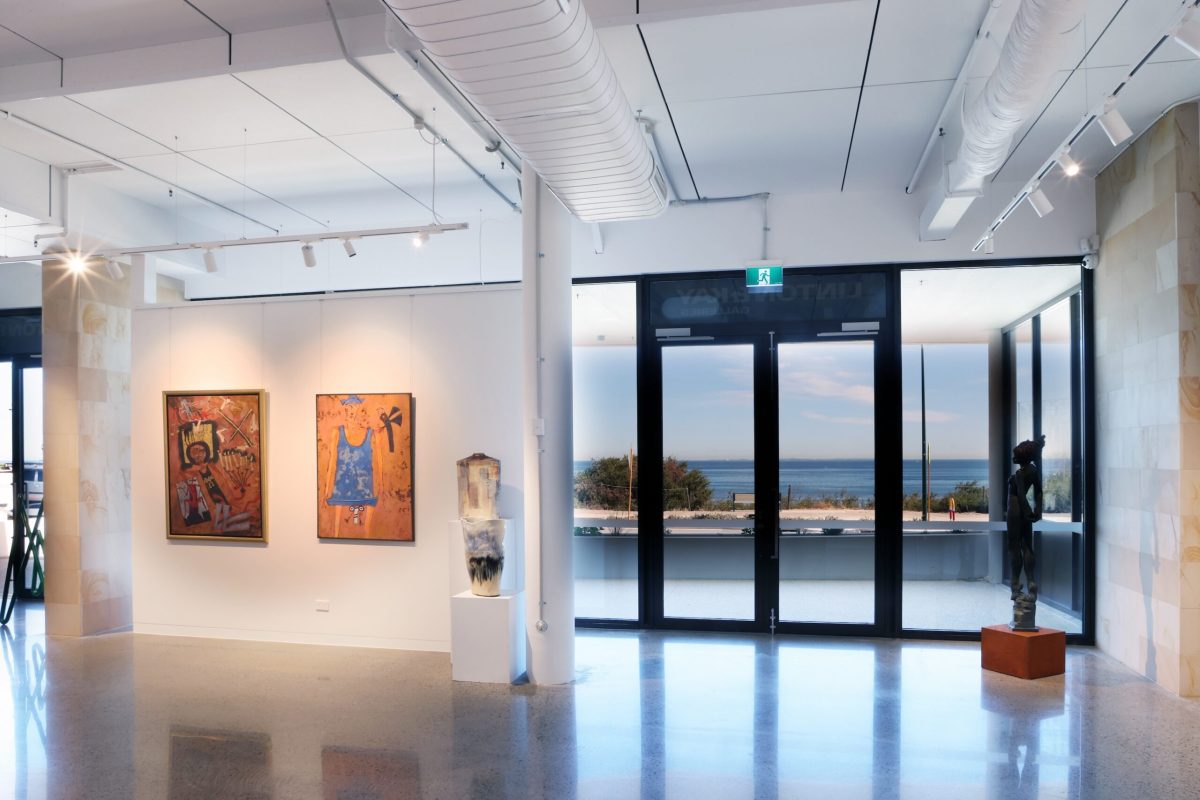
<box><xmin>981</xmin><ymin>624</ymin><xmax>1065</xmax><ymax>679</ymax></box>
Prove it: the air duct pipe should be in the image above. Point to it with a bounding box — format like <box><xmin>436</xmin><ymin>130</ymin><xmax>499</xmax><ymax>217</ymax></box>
<box><xmin>384</xmin><ymin>0</ymin><xmax>668</xmax><ymax>222</ymax></box>
<box><xmin>920</xmin><ymin>0</ymin><xmax>1085</xmax><ymax>241</ymax></box>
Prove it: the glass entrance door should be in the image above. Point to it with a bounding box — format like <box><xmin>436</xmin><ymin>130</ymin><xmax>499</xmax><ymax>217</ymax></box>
<box><xmin>660</xmin><ymin>342</ymin><xmax>759</xmax><ymax>621</ymax></box>
<box><xmin>776</xmin><ymin>340</ymin><xmax>876</xmax><ymax>625</ymax></box>
<box><xmin>653</xmin><ymin>334</ymin><xmax>883</xmax><ymax>632</ymax></box>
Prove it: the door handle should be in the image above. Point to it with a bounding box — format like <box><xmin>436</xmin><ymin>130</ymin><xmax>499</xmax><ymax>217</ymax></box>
<box><xmin>772</xmin><ymin>491</ymin><xmax>781</xmax><ymax>559</ymax></box>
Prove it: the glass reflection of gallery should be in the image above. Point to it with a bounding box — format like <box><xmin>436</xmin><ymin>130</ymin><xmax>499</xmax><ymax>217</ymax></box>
<box><xmin>0</xmin><ymin>309</ymin><xmax>44</xmax><ymax>610</ymax></box>
<box><xmin>571</xmin><ymin>261</ymin><xmax>1093</xmax><ymax>642</ymax></box>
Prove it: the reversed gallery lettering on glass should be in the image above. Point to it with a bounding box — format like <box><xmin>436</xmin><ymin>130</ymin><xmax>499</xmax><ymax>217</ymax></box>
<box><xmin>316</xmin><ymin>393</ymin><xmax>414</xmax><ymax>541</ymax></box>
<box><xmin>163</xmin><ymin>390</ymin><xmax>266</xmax><ymax>541</ymax></box>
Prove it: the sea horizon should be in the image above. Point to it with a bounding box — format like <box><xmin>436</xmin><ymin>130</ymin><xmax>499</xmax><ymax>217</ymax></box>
<box><xmin>575</xmin><ymin>456</ymin><xmax>1071</xmax><ymax>499</ymax></box>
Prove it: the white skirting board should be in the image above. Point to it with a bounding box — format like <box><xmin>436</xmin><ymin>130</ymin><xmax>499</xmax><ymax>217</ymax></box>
<box><xmin>447</xmin><ymin>518</ymin><xmax>523</xmax><ymax>596</ymax></box>
<box><xmin>450</xmin><ymin>590</ymin><xmax>526</xmax><ymax>683</ymax></box>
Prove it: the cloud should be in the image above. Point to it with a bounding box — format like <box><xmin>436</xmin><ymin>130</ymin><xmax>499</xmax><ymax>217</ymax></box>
<box><xmin>781</xmin><ymin>371</ymin><xmax>874</xmax><ymax>404</ymax></box>
<box><xmin>801</xmin><ymin>411</ymin><xmax>873</xmax><ymax>426</ymax></box>
<box><xmin>902</xmin><ymin>409</ymin><xmax>960</xmax><ymax>423</ymax></box>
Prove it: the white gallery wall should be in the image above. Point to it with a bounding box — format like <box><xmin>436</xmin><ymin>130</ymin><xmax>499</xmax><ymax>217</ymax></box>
<box><xmin>130</xmin><ymin>286</ymin><xmax>523</xmax><ymax>650</ymax></box>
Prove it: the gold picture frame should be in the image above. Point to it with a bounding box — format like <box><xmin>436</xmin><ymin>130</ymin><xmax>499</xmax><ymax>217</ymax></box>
<box><xmin>163</xmin><ymin>390</ymin><xmax>267</xmax><ymax>542</ymax></box>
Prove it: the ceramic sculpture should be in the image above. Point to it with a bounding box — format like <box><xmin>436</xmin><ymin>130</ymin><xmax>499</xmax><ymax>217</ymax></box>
<box><xmin>457</xmin><ymin>453</ymin><xmax>504</xmax><ymax>596</ymax></box>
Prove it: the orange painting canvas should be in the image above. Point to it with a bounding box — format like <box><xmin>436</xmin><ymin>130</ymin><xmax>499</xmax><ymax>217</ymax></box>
<box><xmin>316</xmin><ymin>393</ymin><xmax>414</xmax><ymax>541</ymax></box>
<box><xmin>163</xmin><ymin>390</ymin><xmax>266</xmax><ymax>541</ymax></box>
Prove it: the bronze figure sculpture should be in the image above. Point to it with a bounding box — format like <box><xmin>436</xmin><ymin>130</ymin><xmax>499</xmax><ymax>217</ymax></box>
<box><xmin>1007</xmin><ymin>435</ymin><xmax>1045</xmax><ymax>630</ymax></box>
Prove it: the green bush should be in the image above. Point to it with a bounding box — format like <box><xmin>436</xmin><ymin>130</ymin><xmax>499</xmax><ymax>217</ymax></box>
<box><xmin>574</xmin><ymin>454</ymin><xmax>713</xmax><ymax>511</ymax></box>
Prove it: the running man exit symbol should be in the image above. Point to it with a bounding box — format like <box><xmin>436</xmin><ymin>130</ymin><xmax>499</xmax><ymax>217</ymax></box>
<box><xmin>745</xmin><ymin>265</ymin><xmax>782</xmax><ymax>291</ymax></box>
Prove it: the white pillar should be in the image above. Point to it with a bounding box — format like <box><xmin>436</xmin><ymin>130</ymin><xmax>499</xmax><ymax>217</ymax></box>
<box><xmin>522</xmin><ymin>173</ymin><xmax>575</xmax><ymax>685</ymax></box>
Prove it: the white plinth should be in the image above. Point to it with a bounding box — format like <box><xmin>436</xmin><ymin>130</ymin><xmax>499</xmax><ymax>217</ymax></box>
<box><xmin>448</xmin><ymin>518</ymin><xmax>522</xmax><ymax>596</ymax></box>
<box><xmin>450</xmin><ymin>590</ymin><xmax>526</xmax><ymax>683</ymax></box>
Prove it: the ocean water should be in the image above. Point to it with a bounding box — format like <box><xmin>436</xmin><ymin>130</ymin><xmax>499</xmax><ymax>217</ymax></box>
<box><xmin>574</xmin><ymin>458</ymin><xmax>1072</xmax><ymax>499</ymax></box>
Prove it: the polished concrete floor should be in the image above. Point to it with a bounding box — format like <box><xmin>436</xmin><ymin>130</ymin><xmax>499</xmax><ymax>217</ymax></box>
<box><xmin>2</xmin><ymin>601</ymin><xmax>1199</xmax><ymax>799</ymax></box>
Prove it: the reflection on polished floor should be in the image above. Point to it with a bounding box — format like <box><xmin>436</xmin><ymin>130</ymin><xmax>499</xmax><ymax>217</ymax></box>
<box><xmin>2</xmin><ymin>601</ymin><xmax>1199</xmax><ymax>799</ymax></box>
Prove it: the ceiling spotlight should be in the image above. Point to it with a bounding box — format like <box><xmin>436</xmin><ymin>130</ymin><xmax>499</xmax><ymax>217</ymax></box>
<box><xmin>1172</xmin><ymin>14</ymin><xmax>1200</xmax><ymax>58</ymax></box>
<box><xmin>1027</xmin><ymin>185</ymin><xmax>1054</xmax><ymax>218</ymax></box>
<box><xmin>1097</xmin><ymin>98</ymin><xmax>1132</xmax><ymax>146</ymax></box>
<box><xmin>1057</xmin><ymin>149</ymin><xmax>1081</xmax><ymax>177</ymax></box>
<box><xmin>301</xmin><ymin>242</ymin><xmax>317</xmax><ymax>268</ymax></box>
<box><xmin>67</xmin><ymin>255</ymin><xmax>87</xmax><ymax>273</ymax></box>
<box><xmin>203</xmin><ymin>249</ymin><xmax>219</xmax><ymax>273</ymax></box>
<box><xmin>412</xmin><ymin>230</ymin><xmax>429</xmax><ymax>248</ymax></box>
<box><xmin>103</xmin><ymin>257</ymin><xmax>124</xmax><ymax>280</ymax></box>
<box><xmin>342</xmin><ymin>239</ymin><xmax>357</xmax><ymax>258</ymax></box>
<box><xmin>984</xmin><ymin>234</ymin><xmax>995</xmax><ymax>255</ymax></box>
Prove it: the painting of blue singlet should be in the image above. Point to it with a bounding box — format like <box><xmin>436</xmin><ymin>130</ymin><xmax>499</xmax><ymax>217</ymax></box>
<box><xmin>327</xmin><ymin>426</ymin><xmax>378</xmax><ymax>506</ymax></box>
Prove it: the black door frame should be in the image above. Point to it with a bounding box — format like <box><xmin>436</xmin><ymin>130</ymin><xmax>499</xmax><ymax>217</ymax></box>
<box><xmin>638</xmin><ymin>265</ymin><xmax>898</xmax><ymax>635</ymax></box>
<box><xmin>577</xmin><ymin>257</ymin><xmax>1093</xmax><ymax>645</ymax></box>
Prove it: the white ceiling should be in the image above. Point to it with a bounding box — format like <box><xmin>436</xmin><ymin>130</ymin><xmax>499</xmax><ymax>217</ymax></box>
<box><xmin>901</xmin><ymin>265</ymin><xmax>1082</xmax><ymax>343</ymax></box>
<box><xmin>0</xmin><ymin>0</ymin><xmax>1196</xmax><ymax>248</ymax></box>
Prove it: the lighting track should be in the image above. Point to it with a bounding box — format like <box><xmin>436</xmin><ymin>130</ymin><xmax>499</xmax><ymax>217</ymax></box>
<box><xmin>0</xmin><ymin>222</ymin><xmax>468</xmax><ymax>265</ymax></box>
<box><xmin>972</xmin><ymin>0</ymin><xmax>1200</xmax><ymax>252</ymax></box>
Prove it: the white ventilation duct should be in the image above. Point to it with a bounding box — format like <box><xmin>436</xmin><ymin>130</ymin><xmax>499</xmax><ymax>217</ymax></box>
<box><xmin>386</xmin><ymin>0</ymin><xmax>668</xmax><ymax>222</ymax></box>
<box><xmin>921</xmin><ymin>0</ymin><xmax>1086</xmax><ymax>241</ymax></box>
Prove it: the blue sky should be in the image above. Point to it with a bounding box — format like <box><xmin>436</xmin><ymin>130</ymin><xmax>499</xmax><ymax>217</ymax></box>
<box><xmin>573</xmin><ymin>341</ymin><xmax>992</xmax><ymax>461</ymax></box>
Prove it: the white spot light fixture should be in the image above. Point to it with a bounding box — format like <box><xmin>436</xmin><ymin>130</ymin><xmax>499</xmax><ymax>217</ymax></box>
<box><xmin>1027</xmin><ymin>184</ymin><xmax>1054</xmax><ymax>218</ymax></box>
<box><xmin>342</xmin><ymin>239</ymin><xmax>357</xmax><ymax>258</ymax></box>
<box><xmin>301</xmin><ymin>242</ymin><xmax>317</xmax><ymax>268</ymax></box>
<box><xmin>1172</xmin><ymin>11</ymin><xmax>1200</xmax><ymax>58</ymax></box>
<box><xmin>1097</xmin><ymin>97</ymin><xmax>1133</xmax><ymax>146</ymax></box>
<box><xmin>412</xmin><ymin>230</ymin><xmax>428</xmax><ymax>248</ymax></box>
<box><xmin>1057</xmin><ymin>148</ymin><xmax>1081</xmax><ymax>177</ymax></box>
<box><xmin>103</xmin><ymin>257</ymin><xmax>123</xmax><ymax>280</ymax></box>
<box><xmin>203</xmin><ymin>249</ymin><xmax>219</xmax><ymax>273</ymax></box>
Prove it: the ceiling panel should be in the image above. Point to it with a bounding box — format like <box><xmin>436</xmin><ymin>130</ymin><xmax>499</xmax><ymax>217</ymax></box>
<box><xmin>162</xmin><ymin>138</ymin><xmax>409</xmax><ymax>203</ymax></box>
<box><xmin>234</xmin><ymin>61</ymin><xmax>417</xmax><ymax>138</ymax></box>
<box><xmin>331</xmin><ymin>128</ymin><xmax>479</xmax><ymax>191</ymax></box>
<box><xmin>69</xmin><ymin>75</ymin><xmax>317</xmax><ymax>151</ymax></box>
<box><xmin>0</xmin><ymin>27</ymin><xmax>57</xmax><ymax>67</ymax></box>
<box><xmin>599</xmin><ymin>25</ymin><xmax>698</xmax><ymax>199</ymax></box>
<box><xmin>2</xmin><ymin>96</ymin><xmax>170</xmax><ymax>161</ymax></box>
<box><xmin>192</xmin><ymin>0</ymin><xmax>379</xmax><ymax>34</ymax></box>
<box><xmin>843</xmin><ymin>81</ymin><xmax>954</xmax><ymax>193</ymax></box>
<box><xmin>866</xmin><ymin>0</ymin><xmax>990</xmax><ymax>86</ymax></box>
<box><xmin>356</xmin><ymin>53</ymin><xmax>516</xmax><ymax>192</ymax></box>
<box><xmin>670</xmin><ymin>88</ymin><xmax>859</xmax><ymax>196</ymax></box>
<box><xmin>1083</xmin><ymin>0</ymin><xmax>1187</xmax><ymax>69</ymax></box>
<box><xmin>638</xmin><ymin>0</ymin><xmax>876</xmax><ymax>102</ymax></box>
<box><xmin>0</xmin><ymin>1</ymin><xmax>219</xmax><ymax>58</ymax></box>
<box><xmin>0</xmin><ymin>115</ymin><xmax>97</xmax><ymax>166</ymax></box>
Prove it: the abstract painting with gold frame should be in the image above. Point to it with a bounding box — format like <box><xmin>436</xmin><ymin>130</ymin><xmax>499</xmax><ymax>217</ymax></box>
<box><xmin>316</xmin><ymin>393</ymin><xmax>414</xmax><ymax>541</ymax></box>
<box><xmin>163</xmin><ymin>390</ymin><xmax>267</xmax><ymax>541</ymax></box>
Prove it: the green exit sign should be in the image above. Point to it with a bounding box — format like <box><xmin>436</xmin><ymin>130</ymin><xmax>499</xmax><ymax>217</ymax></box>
<box><xmin>746</xmin><ymin>265</ymin><xmax>783</xmax><ymax>292</ymax></box>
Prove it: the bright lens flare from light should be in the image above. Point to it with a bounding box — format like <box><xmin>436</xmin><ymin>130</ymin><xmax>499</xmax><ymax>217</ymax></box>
<box><xmin>67</xmin><ymin>255</ymin><xmax>87</xmax><ymax>273</ymax></box>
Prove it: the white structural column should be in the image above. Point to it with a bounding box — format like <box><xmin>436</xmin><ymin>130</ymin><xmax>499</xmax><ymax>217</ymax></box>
<box><xmin>522</xmin><ymin>173</ymin><xmax>576</xmax><ymax>684</ymax></box>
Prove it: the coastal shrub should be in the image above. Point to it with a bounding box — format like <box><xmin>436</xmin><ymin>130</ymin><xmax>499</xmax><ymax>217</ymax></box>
<box><xmin>1044</xmin><ymin>470</ymin><xmax>1071</xmax><ymax>513</ymax></box>
<box><xmin>574</xmin><ymin>454</ymin><xmax>714</xmax><ymax>512</ymax></box>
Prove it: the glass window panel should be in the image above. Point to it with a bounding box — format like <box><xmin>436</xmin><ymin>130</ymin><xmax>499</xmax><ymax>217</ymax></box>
<box><xmin>1035</xmin><ymin>299</ymin><xmax>1083</xmax><ymax>634</ymax></box>
<box><xmin>1039</xmin><ymin>299</ymin><xmax>1073</xmax><ymax>518</ymax></box>
<box><xmin>662</xmin><ymin>344</ymin><xmax>755</xmax><ymax>620</ymax></box>
<box><xmin>1015</xmin><ymin>320</ymin><xmax>1034</xmax><ymax>445</ymax></box>
<box><xmin>573</xmin><ymin>283</ymin><xmax>638</xmax><ymax>621</ymax></box>
<box><xmin>777</xmin><ymin>340</ymin><xmax>875</xmax><ymax>624</ymax></box>
<box><xmin>1</xmin><ymin>362</ymin><xmax>11</xmax><ymax>556</ymax></box>
<box><xmin>900</xmin><ymin>343</ymin><xmax>996</xmax><ymax>631</ymax></box>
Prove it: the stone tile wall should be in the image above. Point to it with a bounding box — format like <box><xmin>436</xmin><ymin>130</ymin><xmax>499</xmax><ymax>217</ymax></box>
<box><xmin>42</xmin><ymin>257</ymin><xmax>133</xmax><ymax>636</ymax></box>
<box><xmin>1095</xmin><ymin>102</ymin><xmax>1200</xmax><ymax>695</ymax></box>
